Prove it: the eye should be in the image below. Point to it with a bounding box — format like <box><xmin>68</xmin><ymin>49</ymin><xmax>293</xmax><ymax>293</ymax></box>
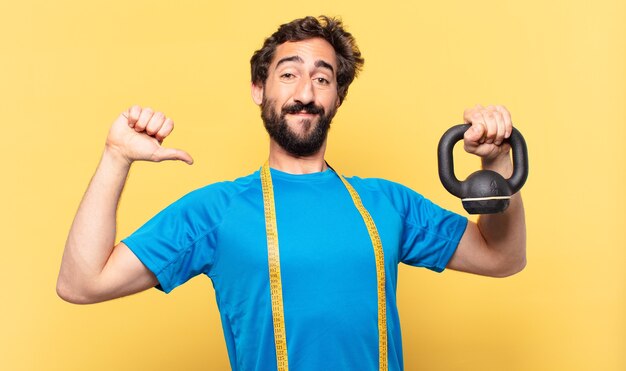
<box><xmin>280</xmin><ymin>73</ymin><xmax>296</xmax><ymax>80</ymax></box>
<box><xmin>314</xmin><ymin>77</ymin><xmax>330</xmax><ymax>85</ymax></box>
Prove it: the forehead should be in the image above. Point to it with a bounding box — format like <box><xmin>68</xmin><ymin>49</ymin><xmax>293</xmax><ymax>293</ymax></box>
<box><xmin>271</xmin><ymin>38</ymin><xmax>337</xmax><ymax>70</ymax></box>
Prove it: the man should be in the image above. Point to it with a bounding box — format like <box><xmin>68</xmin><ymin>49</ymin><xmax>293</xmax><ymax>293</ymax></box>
<box><xmin>57</xmin><ymin>16</ymin><xmax>525</xmax><ymax>371</ymax></box>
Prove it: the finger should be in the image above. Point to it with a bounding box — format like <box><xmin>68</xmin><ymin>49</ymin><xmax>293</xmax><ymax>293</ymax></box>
<box><xmin>152</xmin><ymin>147</ymin><xmax>194</xmax><ymax>165</ymax></box>
<box><xmin>464</xmin><ymin>116</ymin><xmax>486</xmax><ymax>143</ymax></box>
<box><xmin>463</xmin><ymin>104</ymin><xmax>483</xmax><ymax>123</ymax></box>
<box><xmin>155</xmin><ymin>117</ymin><xmax>174</xmax><ymax>142</ymax></box>
<box><xmin>127</xmin><ymin>105</ymin><xmax>142</xmax><ymax>127</ymax></box>
<box><xmin>481</xmin><ymin>109</ymin><xmax>498</xmax><ymax>144</ymax></box>
<box><xmin>135</xmin><ymin>107</ymin><xmax>154</xmax><ymax>132</ymax></box>
<box><xmin>492</xmin><ymin>109</ymin><xmax>506</xmax><ymax>145</ymax></box>
<box><xmin>495</xmin><ymin>105</ymin><xmax>513</xmax><ymax>138</ymax></box>
<box><xmin>145</xmin><ymin>111</ymin><xmax>166</xmax><ymax>136</ymax></box>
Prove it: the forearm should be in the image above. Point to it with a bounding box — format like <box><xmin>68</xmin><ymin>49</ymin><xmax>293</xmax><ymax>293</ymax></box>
<box><xmin>57</xmin><ymin>148</ymin><xmax>131</xmax><ymax>299</ymax></box>
<box><xmin>476</xmin><ymin>154</ymin><xmax>527</xmax><ymax>273</ymax></box>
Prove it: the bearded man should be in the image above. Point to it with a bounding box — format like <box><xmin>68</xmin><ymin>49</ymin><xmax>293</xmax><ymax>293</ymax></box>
<box><xmin>57</xmin><ymin>16</ymin><xmax>526</xmax><ymax>371</ymax></box>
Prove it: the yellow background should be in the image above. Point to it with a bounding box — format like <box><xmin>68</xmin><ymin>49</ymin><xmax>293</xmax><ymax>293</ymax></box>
<box><xmin>1</xmin><ymin>0</ymin><xmax>624</xmax><ymax>370</ymax></box>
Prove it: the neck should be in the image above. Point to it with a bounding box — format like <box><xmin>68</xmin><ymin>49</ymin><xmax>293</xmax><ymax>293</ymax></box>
<box><xmin>268</xmin><ymin>140</ymin><xmax>328</xmax><ymax>174</ymax></box>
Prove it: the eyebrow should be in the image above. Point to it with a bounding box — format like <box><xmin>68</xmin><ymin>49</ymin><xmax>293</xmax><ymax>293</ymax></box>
<box><xmin>315</xmin><ymin>60</ymin><xmax>334</xmax><ymax>74</ymax></box>
<box><xmin>275</xmin><ymin>55</ymin><xmax>335</xmax><ymax>74</ymax></box>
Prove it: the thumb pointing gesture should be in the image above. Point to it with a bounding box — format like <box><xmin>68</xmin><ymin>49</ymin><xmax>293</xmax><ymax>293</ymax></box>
<box><xmin>107</xmin><ymin>105</ymin><xmax>194</xmax><ymax>165</ymax></box>
<box><xmin>150</xmin><ymin>146</ymin><xmax>194</xmax><ymax>165</ymax></box>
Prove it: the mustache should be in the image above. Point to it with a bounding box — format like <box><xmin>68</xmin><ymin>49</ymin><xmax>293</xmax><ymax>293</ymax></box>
<box><xmin>281</xmin><ymin>102</ymin><xmax>325</xmax><ymax>116</ymax></box>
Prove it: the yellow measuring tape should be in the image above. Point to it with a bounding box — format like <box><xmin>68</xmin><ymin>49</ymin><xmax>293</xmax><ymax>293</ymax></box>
<box><xmin>261</xmin><ymin>162</ymin><xmax>387</xmax><ymax>371</ymax></box>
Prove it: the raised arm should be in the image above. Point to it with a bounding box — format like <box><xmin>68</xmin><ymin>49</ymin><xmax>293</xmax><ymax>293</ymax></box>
<box><xmin>57</xmin><ymin>106</ymin><xmax>193</xmax><ymax>304</ymax></box>
<box><xmin>447</xmin><ymin>105</ymin><xmax>527</xmax><ymax>277</ymax></box>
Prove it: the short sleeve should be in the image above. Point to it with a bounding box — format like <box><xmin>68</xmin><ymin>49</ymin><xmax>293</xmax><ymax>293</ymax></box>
<box><xmin>395</xmin><ymin>185</ymin><xmax>468</xmax><ymax>272</ymax></box>
<box><xmin>122</xmin><ymin>188</ymin><xmax>223</xmax><ymax>293</ymax></box>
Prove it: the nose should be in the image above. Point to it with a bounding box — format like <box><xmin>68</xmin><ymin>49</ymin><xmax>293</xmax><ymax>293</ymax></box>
<box><xmin>293</xmin><ymin>78</ymin><xmax>315</xmax><ymax>105</ymax></box>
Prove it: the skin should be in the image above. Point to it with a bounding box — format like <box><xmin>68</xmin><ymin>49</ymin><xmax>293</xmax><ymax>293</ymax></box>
<box><xmin>252</xmin><ymin>38</ymin><xmax>341</xmax><ymax>174</ymax></box>
<box><xmin>57</xmin><ymin>37</ymin><xmax>525</xmax><ymax>305</ymax></box>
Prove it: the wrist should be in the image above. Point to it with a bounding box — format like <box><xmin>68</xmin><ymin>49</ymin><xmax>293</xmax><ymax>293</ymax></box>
<box><xmin>103</xmin><ymin>145</ymin><xmax>132</xmax><ymax>170</ymax></box>
<box><xmin>481</xmin><ymin>152</ymin><xmax>513</xmax><ymax>178</ymax></box>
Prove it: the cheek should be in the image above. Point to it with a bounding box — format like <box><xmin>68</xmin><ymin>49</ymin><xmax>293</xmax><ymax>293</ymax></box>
<box><xmin>320</xmin><ymin>93</ymin><xmax>340</xmax><ymax>110</ymax></box>
<box><xmin>266</xmin><ymin>77</ymin><xmax>295</xmax><ymax>95</ymax></box>
<box><xmin>265</xmin><ymin>86</ymin><xmax>293</xmax><ymax>107</ymax></box>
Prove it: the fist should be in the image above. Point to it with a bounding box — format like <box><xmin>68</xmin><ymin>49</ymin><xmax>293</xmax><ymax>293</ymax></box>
<box><xmin>463</xmin><ymin>104</ymin><xmax>513</xmax><ymax>160</ymax></box>
<box><xmin>106</xmin><ymin>105</ymin><xmax>193</xmax><ymax>165</ymax></box>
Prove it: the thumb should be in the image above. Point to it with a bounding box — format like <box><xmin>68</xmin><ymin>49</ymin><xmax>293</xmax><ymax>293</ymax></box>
<box><xmin>151</xmin><ymin>147</ymin><xmax>194</xmax><ymax>165</ymax></box>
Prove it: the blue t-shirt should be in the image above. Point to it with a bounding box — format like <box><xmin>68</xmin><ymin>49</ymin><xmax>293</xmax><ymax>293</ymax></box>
<box><xmin>123</xmin><ymin>168</ymin><xmax>467</xmax><ymax>371</ymax></box>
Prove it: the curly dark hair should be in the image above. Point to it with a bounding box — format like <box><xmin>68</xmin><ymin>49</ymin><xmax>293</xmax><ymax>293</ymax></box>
<box><xmin>250</xmin><ymin>16</ymin><xmax>364</xmax><ymax>104</ymax></box>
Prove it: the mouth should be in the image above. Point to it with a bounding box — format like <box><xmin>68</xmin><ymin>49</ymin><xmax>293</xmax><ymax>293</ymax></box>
<box><xmin>282</xmin><ymin>103</ymin><xmax>324</xmax><ymax>117</ymax></box>
<box><xmin>288</xmin><ymin>111</ymin><xmax>317</xmax><ymax>117</ymax></box>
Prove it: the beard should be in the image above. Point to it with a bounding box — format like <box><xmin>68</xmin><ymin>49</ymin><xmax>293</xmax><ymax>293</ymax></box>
<box><xmin>261</xmin><ymin>96</ymin><xmax>337</xmax><ymax>157</ymax></box>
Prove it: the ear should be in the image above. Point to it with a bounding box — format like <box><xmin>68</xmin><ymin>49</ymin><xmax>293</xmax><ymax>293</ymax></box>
<box><xmin>251</xmin><ymin>83</ymin><xmax>264</xmax><ymax>105</ymax></box>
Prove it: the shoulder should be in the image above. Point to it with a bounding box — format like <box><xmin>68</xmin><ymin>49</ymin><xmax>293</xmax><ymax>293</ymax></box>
<box><xmin>127</xmin><ymin>169</ymin><xmax>262</xmax><ymax>241</ymax></box>
<box><xmin>345</xmin><ymin>175</ymin><xmax>426</xmax><ymax>202</ymax></box>
<box><xmin>344</xmin><ymin>175</ymin><xmax>430</xmax><ymax>217</ymax></box>
<box><xmin>159</xmin><ymin>169</ymin><xmax>261</xmax><ymax>218</ymax></box>
<box><xmin>185</xmin><ymin>170</ymin><xmax>260</xmax><ymax>200</ymax></box>
<box><xmin>346</xmin><ymin>175</ymin><xmax>466</xmax><ymax>235</ymax></box>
